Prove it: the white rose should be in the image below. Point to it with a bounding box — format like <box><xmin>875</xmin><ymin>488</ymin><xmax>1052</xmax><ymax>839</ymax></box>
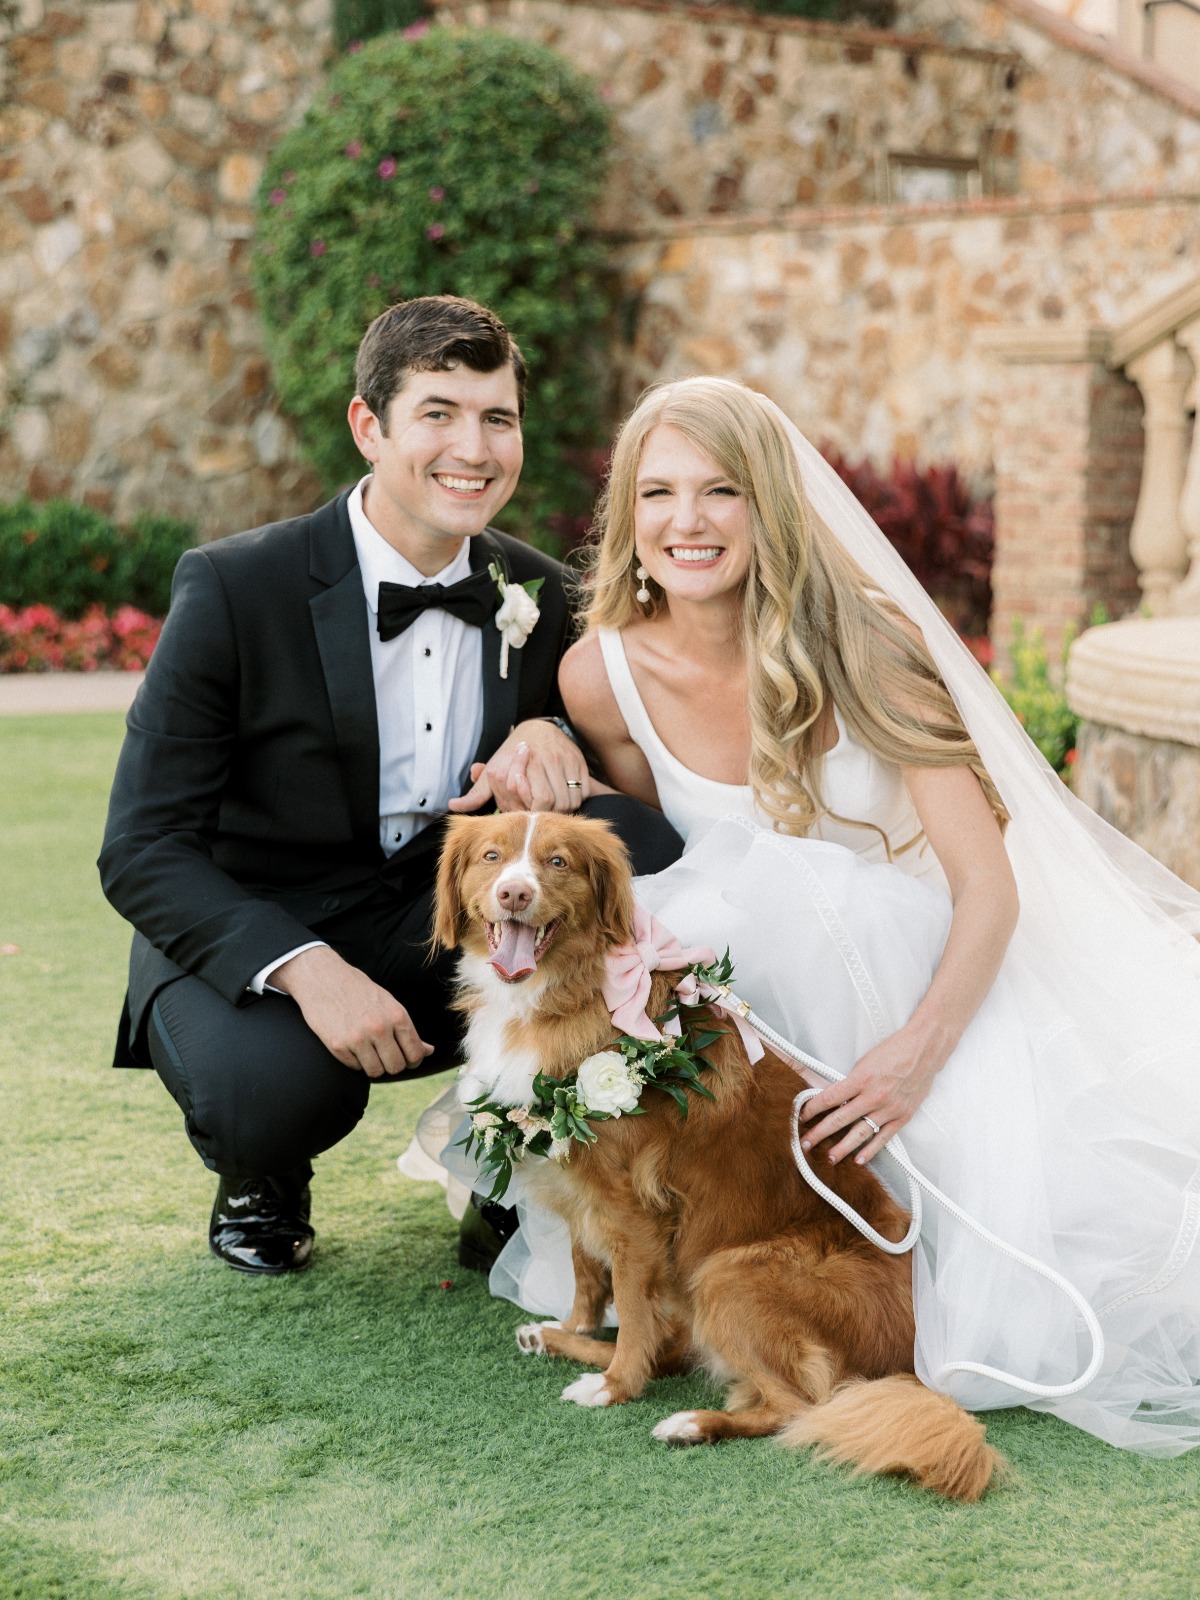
<box><xmin>495</xmin><ymin>583</ymin><xmax>540</xmax><ymax>650</ymax></box>
<box><xmin>576</xmin><ymin>1050</ymin><xmax>641</xmax><ymax>1117</ymax></box>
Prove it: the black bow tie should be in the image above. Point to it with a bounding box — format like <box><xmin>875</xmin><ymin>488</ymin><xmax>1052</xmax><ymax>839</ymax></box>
<box><xmin>376</xmin><ymin>568</ymin><xmax>499</xmax><ymax>642</ymax></box>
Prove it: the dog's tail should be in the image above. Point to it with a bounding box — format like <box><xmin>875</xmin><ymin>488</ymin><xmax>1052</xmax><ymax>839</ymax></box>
<box><xmin>779</xmin><ymin>1374</ymin><xmax>1001</xmax><ymax>1502</ymax></box>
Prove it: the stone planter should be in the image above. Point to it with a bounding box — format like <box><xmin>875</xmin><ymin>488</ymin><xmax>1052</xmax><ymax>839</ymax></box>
<box><xmin>1066</xmin><ymin>616</ymin><xmax>1200</xmax><ymax>888</ymax></box>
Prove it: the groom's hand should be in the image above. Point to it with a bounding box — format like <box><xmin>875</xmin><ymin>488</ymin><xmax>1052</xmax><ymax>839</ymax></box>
<box><xmin>448</xmin><ymin>718</ymin><xmax>590</xmax><ymax>814</ymax></box>
<box><xmin>269</xmin><ymin>946</ymin><xmax>434</xmax><ymax>1077</ymax></box>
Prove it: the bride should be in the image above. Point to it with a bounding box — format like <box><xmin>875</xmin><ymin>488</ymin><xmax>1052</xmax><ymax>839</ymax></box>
<box><xmin>412</xmin><ymin>376</ymin><xmax>1200</xmax><ymax>1458</ymax></box>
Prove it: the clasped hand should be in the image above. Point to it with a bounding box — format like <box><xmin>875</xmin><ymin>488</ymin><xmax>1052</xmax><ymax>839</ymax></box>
<box><xmin>798</xmin><ymin>1021</ymin><xmax>945</xmax><ymax>1166</ymax></box>
<box><xmin>448</xmin><ymin>718</ymin><xmax>591</xmax><ymax>814</ymax></box>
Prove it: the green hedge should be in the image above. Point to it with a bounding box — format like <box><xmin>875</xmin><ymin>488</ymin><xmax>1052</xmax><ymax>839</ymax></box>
<box><xmin>253</xmin><ymin>28</ymin><xmax>613</xmax><ymax>547</ymax></box>
<box><xmin>332</xmin><ymin>0</ymin><xmax>895</xmax><ymax>48</ymax></box>
<box><xmin>0</xmin><ymin>500</ymin><xmax>196</xmax><ymax>618</ymax></box>
<box><xmin>333</xmin><ymin>0</ymin><xmax>428</xmax><ymax>50</ymax></box>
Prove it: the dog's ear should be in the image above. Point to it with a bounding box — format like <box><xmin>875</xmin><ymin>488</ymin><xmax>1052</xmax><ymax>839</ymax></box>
<box><xmin>432</xmin><ymin>817</ymin><xmax>477</xmax><ymax>950</ymax></box>
<box><xmin>584</xmin><ymin>822</ymin><xmax>636</xmax><ymax>946</ymax></box>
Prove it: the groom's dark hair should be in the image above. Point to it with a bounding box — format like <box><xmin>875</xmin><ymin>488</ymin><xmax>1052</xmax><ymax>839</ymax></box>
<box><xmin>355</xmin><ymin>295</ymin><xmax>527</xmax><ymax>427</ymax></box>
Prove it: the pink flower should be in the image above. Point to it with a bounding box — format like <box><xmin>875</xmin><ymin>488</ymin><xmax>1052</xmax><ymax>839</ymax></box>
<box><xmin>346</xmin><ymin>38</ymin><xmax>363</xmax><ymax>52</ymax></box>
<box><xmin>402</xmin><ymin>18</ymin><xmax>430</xmax><ymax>38</ymax></box>
<box><xmin>426</xmin><ymin>222</ymin><xmax>444</xmax><ymax>241</ymax></box>
<box><xmin>344</xmin><ymin>140</ymin><xmax>362</xmax><ymax>159</ymax></box>
<box><xmin>310</xmin><ymin>238</ymin><xmax>326</xmax><ymax>257</ymax></box>
<box><xmin>0</xmin><ymin>601</ymin><xmax>163</xmax><ymax>672</ymax></box>
<box><xmin>377</xmin><ymin>157</ymin><xmax>397</xmax><ymax>179</ymax></box>
<box><xmin>428</xmin><ymin>185</ymin><xmax>445</xmax><ymax>201</ymax></box>
<box><xmin>269</xmin><ymin>187</ymin><xmax>286</xmax><ymax>205</ymax></box>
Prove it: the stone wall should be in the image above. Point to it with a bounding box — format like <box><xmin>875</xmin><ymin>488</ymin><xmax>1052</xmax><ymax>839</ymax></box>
<box><xmin>4</xmin><ymin>0</ymin><xmax>1200</xmax><ymax>589</ymax></box>
<box><xmin>0</xmin><ymin>0</ymin><xmax>330</xmax><ymax>537</ymax></box>
<box><xmin>435</xmin><ymin>0</ymin><xmax>1200</xmax><ymax>649</ymax></box>
<box><xmin>1068</xmin><ymin>616</ymin><xmax>1200</xmax><ymax>885</ymax></box>
<box><xmin>1073</xmin><ymin>720</ymin><xmax>1200</xmax><ymax>888</ymax></box>
<box><xmin>440</xmin><ymin>0</ymin><xmax>1200</xmax><ymax>219</ymax></box>
<box><xmin>438</xmin><ymin>0</ymin><xmax>1023</xmax><ymax>225</ymax></box>
<box><xmin>609</xmin><ymin>194</ymin><xmax>1200</xmax><ymax>472</ymax></box>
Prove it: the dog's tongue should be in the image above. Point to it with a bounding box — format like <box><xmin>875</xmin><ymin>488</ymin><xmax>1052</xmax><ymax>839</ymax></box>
<box><xmin>490</xmin><ymin>920</ymin><xmax>538</xmax><ymax>981</ymax></box>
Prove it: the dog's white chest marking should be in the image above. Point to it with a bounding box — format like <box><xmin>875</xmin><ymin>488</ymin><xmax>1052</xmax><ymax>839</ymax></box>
<box><xmin>457</xmin><ymin>953</ymin><xmax>546</xmax><ymax>1108</ymax></box>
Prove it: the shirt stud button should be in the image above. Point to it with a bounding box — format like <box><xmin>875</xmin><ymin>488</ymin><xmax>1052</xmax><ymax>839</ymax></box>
<box><xmin>419</xmin><ymin>797</ymin><xmax>426</xmax><ymax>807</ymax></box>
<box><xmin>423</xmin><ymin>647</ymin><xmax>431</xmax><ymax>657</ymax></box>
<box><xmin>424</xmin><ymin>722</ymin><xmax>432</xmax><ymax>731</ymax></box>
<box><xmin>394</xmin><ymin>832</ymin><xmax>401</xmax><ymax>842</ymax></box>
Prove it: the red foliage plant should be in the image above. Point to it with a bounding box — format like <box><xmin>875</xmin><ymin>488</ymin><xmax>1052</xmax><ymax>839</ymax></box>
<box><xmin>0</xmin><ymin>603</ymin><xmax>162</xmax><ymax>673</ymax></box>
<box><xmin>820</xmin><ymin>450</ymin><xmax>994</xmax><ymax>642</ymax></box>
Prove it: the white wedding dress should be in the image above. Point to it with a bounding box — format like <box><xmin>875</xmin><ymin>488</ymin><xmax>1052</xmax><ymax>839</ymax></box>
<box><xmin>409</xmin><ymin>625</ymin><xmax>1200</xmax><ymax>1458</ymax></box>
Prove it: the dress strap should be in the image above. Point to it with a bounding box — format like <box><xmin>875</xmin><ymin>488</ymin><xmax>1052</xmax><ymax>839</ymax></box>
<box><xmin>597</xmin><ymin>628</ymin><xmax>664</xmax><ymax>755</ymax></box>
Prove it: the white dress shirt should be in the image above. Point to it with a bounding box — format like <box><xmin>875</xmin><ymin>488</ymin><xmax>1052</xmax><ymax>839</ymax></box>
<box><xmin>250</xmin><ymin>475</ymin><xmax>487</xmax><ymax>993</ymax></box>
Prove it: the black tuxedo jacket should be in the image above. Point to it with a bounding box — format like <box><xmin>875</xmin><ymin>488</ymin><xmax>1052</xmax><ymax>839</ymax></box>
<box><xmin>98</xmin><ymin>491</ymin><xmax>573</xmax><ymax>1067</ymax></box>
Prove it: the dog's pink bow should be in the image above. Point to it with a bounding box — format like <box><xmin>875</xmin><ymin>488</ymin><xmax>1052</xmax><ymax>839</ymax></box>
<box><xmin>602</xmin><ymin>905</ymin><xmax>765</xmax><ymax>1063</ymax></box>
<box><xmin>603</xmin><ymin>905</ymin><xmax>715</xmax><ymax>1041</ymax></box>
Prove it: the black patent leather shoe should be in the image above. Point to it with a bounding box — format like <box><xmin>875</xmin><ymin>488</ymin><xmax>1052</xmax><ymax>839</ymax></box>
<box><xmin>209</xmin><ymin>1173</ymin><xmax>315</xmax><ymax>1275</ymax></box>
<box><xmin>457</xmin><ymin>1194</ymin><xmax>519</xmax><ymax>1273</ymax></box>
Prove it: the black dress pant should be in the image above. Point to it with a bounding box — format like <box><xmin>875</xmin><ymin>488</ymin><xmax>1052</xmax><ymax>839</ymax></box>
<box><xmin>146</xmin><ymin>796</ymin><xmax>684</xmax><ymax>1180</ymax></box>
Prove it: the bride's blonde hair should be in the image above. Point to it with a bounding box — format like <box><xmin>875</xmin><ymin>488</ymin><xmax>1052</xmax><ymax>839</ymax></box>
<box><xmin>583</xmin><ymin>378</ymin><xmax>1007</xmax><ymax>840</ymax></box>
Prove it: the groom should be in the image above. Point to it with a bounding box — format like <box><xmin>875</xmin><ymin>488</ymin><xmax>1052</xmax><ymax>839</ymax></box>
<box><xmin>98</xmin><ymin>294</ymin><xmax>682</xmax><ymax>1276</ymax></box>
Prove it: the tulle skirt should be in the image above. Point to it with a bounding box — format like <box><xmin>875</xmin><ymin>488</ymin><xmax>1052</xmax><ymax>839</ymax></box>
<box><xmin>408</xmin><ymin>815</ymin><xmax>1200</xmax><ymax>1456</ymax></box>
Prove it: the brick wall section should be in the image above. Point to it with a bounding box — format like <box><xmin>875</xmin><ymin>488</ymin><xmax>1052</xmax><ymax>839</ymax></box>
<box><xmin>1083</xmin><ymin>370</ymin><xmax>1144</xmax><ymax>619</ymax></box>
<box><xmin>0</xmin><ymin>0</ymin><xmax>331</xmax><ymax>537</ymax></box>
<box><xmin>990</xmin><ymin>358</ymin><xmax>1143</xmax><ymax>664</ymax></box>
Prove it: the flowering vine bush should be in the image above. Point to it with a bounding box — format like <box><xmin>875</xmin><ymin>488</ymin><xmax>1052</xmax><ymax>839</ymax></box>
<box><xmin>254</xmin><ymin>27</ymin><xmax>612</xmax><ymax>546</ymax></box>
<box><xmin>0</xmin><ymin>604</ymin><xmax>162</xmax><ymax>674</ymax></box>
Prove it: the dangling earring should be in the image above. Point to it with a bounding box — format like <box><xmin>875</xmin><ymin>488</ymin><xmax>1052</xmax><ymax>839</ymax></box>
<box><xmin>635</xmin><ymin>564</ymin><xmax>651</xmax><ymax>606</ymax></box>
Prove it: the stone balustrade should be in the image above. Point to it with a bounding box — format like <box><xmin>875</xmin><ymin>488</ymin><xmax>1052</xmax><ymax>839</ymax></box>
<box><xmin>1108</xmin><ymin>275</ymin><xmax>1200</xmax><ymax>615</ymax></box>
<box><xmin>1059</xmin><ymin>274</ymin><xmax>1200</xmax><ymax>889</ymax></box>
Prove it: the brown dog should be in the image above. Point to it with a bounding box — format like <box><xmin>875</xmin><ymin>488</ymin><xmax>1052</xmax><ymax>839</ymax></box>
<box><xmin>434</xmin><ymin>810</ymin><xmax>999</xmax><ymax>1501</ymax></box>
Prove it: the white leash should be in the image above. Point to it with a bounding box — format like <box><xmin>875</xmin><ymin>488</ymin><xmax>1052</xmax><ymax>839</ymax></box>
<box><xmin>714</xmin><ymin>988</ymin><xmax>1106</xmax><ymax>1401</ymax></box>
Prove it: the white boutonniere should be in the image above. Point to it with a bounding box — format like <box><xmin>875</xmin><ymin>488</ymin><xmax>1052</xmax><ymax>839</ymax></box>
<box><xmin>489</xmin><ymin>560</ymin><xmax>542</xmax><ymax>680</ymax></box>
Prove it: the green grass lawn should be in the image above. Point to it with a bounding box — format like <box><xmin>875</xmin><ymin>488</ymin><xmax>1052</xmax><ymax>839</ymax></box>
<box><xmin>2</xmin><ymin>714</ymin><xmax>1199</xmax><ymax>1600</ymax></box>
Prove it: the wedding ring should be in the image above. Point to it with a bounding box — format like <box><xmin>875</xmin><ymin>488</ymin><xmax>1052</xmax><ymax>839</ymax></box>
<box><xmin>861</xmin><ymin>1116</ymin><xmax>881</xmax><ymax>1135</ymax></box>
<box><xmin>565</xmin><ymin>780</ymin><xmax>583</xmax><ymax>789</ymax></box>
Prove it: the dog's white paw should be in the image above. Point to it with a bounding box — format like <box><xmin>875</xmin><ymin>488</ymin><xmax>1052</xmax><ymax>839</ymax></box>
<box><xmin>561</xmin><ymin>1372</ymin><xmax>612</xmax><ymax>1407</ymax></box>
<box><xmin>515</xmin><ymin>1320</ymin><xmax>562</xmax><ymax>1354</ymax></box>
<box><xmin>652</xmin><ymin>1411</ymin><xmax>703</xmax><ymax>1445</ymax></box>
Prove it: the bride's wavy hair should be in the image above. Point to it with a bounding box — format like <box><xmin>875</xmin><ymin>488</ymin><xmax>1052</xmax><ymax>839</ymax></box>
<box><xmin>583</xmin><ymin>378</ymin><xmax>1008</xmax><ymax>840</ymax></box>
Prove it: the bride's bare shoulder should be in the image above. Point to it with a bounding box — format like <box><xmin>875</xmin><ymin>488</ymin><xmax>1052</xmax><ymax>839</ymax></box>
<box><xmin>559</xmin><ymin>631</ymin><xmax>623</xmax><ymax>739</ymax></box>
